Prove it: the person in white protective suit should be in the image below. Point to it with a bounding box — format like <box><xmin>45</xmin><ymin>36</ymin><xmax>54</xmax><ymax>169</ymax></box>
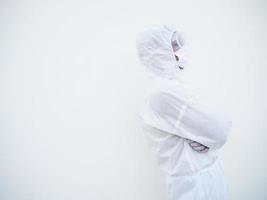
<box><xmin>136</xmin><ymin>24</ymin><xmax>232</xmax><ymax>200</ymax></box>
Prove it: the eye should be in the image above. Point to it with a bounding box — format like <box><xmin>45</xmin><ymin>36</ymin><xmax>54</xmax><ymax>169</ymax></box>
<box><xmin>175</xmin><ymin>55</ymin><xmax>179</xmax><ymax>61</ymax></box>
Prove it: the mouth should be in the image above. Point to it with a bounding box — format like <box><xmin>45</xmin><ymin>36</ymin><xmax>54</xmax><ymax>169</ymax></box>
<box><xmin>174</xmin><ymin>55</ymin><xmax>184</xmax><ymax>70</ymax></box>
<box><xmin>174</xmin><ymin>54</ymin><xmax>179</xmax><ymax>61</ymax></box>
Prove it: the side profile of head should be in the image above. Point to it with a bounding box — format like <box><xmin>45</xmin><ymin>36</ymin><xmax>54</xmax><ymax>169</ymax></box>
<box><xmin>136</xmin><ymin>24</ymin><xmax>188</xmax><ymax>80</ymax></box>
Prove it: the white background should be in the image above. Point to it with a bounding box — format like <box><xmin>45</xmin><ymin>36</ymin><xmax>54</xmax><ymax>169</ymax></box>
<box><xmin>0</xmin><ymin>0</ymin><xmax>267</xmax><ymax>199</ymax></box>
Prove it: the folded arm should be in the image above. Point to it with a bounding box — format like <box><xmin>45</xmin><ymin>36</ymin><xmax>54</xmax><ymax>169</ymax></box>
<box><xmin>145</xmin><ymin>92</ymin><xmax>232</xmax><ymax>151</ymax></box>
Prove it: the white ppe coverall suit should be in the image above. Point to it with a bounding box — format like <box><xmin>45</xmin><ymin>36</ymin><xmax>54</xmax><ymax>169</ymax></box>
<box><xmin>136</xmin><ymin>24</ymin><xmax>232</xmax><ymax>200</ymax></box>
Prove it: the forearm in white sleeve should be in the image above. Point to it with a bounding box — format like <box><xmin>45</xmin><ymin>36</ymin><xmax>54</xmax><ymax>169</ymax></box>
<box><xmin>146</xmin><ymin>91</ymin><xmax>232</xmax><ymax>150</ymax></box>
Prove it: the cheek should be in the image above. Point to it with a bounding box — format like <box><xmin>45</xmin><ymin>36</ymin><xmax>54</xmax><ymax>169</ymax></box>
<box><xmin>173</xmin><ymin>44</ymin><xmax>179</xmax><ymax>52</ymax></box>
<box><xmin>171</xmin><ymin>41</ymin><xmax>180</xmax><ymax>52</ymax></box>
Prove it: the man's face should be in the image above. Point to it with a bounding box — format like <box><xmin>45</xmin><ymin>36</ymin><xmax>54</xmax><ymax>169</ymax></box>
<box><xmin>171</xmin><ymin>33</ymin><xmax>188</xmax><ymax>70</ymax></box>
<box><xmin>171</xmin><ymin>37</ymin><xmax>180</xmax><ymax>52</ymax></box>
<box><xmin>171</xmin><ymin>38</ymin><xmax>184</xmax><ymax>69</ymax></box>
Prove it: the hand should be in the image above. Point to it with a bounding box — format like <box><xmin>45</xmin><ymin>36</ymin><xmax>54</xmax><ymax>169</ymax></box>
<box><xmin>186</xmin><ymin>139</ymin><xmax>209</xmax><ymax>153</ymax></box>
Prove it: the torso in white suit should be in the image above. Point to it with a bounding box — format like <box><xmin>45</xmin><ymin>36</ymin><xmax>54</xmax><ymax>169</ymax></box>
<box><xmin>136</xmin><ymin>24</ymin><xmax>232</xmax><ymax>200</ymax></box>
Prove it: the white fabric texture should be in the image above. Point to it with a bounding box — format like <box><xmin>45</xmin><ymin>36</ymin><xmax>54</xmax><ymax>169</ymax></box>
<box><xmin>136</xmin><ymin>24</ymin><xmax>232</xmax><ymax>200</ymax></box>
<box><xmin>136</xmin><ymin>24</ymin><xmax>188</xmax><ymax>80</ymax></box>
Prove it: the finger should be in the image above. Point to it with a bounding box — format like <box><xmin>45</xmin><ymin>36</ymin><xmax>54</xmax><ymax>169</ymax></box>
<box><xmin>189</xmin><ymin>142</ymin><xmax>202</xmax><ymax>147</ymax></box>
<box><xmin>192</xmin><ymin>145</ymin><xmax>206</xmax><ymax>151</ymax></box>
<box><xmin>199</xmin><ymin>147</ymin><xmax>209</xmax><ymax>153</ymax></box>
